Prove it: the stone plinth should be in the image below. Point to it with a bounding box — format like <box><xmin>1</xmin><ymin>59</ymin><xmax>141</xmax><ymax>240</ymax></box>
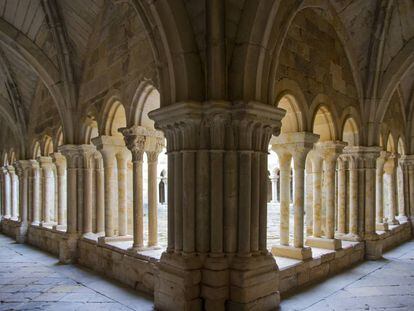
<box><xmin>305</xmin><ymin>236</ymin><xmax>342</xmax><ymax>250</ymax></box>
<box><xmin>272</xmin><ymin>244</ymin><xmax>312</xmax><ymax>260</ymax></box>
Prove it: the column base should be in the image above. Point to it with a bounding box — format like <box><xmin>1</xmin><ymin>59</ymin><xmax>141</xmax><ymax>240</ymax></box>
<box><xmin>15</xmin><ymin>222</ymin><xmax>28</xmax><ymax>243</ymax></box>
<box><xmin>97</xmin><ymin>235</ymin><xmax>133</xmax><ymax>245</ymax></box>
<box><xmin>305</xmin><ymin>236</ymin><xmax>342</xmax><ymax>250</ymax></box>
<box><xmin>202</xmin><ymin>255</ymin><xmax>229</xmax><ymax>310</ymax></box>
<box><xmin>388</xmin><ymin>218</ymin><xmax>400</xmax><ymax>225</ymax></box>
<box><xmin>271</xmin><ymin>244</ymin><xmax>312</xmax><ymax>260</ymax></box>
<box><xmin>365</xmin><ymin>234</ymin><xmax>383</xmax><ymax>260</ymax></box>
<box><xmin>53</xmin><ymin>224</ymin><xmax>67</xmax><ymax>232</ymax></box>
<box><xmin>228</xmin><ymin>254</ymin><xmax>279</xmax><ymax>310</ymax></box>
<box><xmin>59</xmin><ymin>234</ymin><xmax>79</xmax><ymax>264</ymax></box>
<box><xmin>397</xmin><ymin>215</ymin><xmax>408</xmax><ymax>223</ymax></box>
<box><xmin>154</xmin><ymin>252</ymin><xmax>203</xmax><ymax>311</ymax></box>
<box><xmin>341</xmin><ymin>233</ymin><xmax>362</xmax><ymax>242</ymax></box>
<box><xmin>376</xmin><ymin>222</ymin><xmax>389</xmax><ymax>231</ymax></box>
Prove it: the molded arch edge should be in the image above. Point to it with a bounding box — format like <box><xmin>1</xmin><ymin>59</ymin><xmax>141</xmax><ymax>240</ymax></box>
<box><xmin>125</xmin><ymin>0</ymin><xmax>204</xmax><ymax>105</ymax></box>
<box><xmin>309</xmin><ymin>94</ymin><xmax>340</xmax><ymax>141</ymax></box>
<box><xmin>339</xmin><ymin>106</ymin><xmax>364</xmax><ymax>145</ymax></box>
<box><xmin>229</xmin><ymin>0</ymin><xmax>363</xmax><ymax>109</ymax></box>
<box><xmin>0</xmin><ymin>17</ymin><xmax>74</xmax><ymax>144</ymax></box>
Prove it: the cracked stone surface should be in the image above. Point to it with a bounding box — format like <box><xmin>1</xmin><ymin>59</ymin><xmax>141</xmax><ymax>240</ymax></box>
<box><xmin>0</xmin><ymin>234</ymin><xmax>154</xmax><ymax>310</ymax></box>
<box><xmin>281</xmin><ymin>240</ymin><xmax>414</xmax><ymax>310</ymax></box>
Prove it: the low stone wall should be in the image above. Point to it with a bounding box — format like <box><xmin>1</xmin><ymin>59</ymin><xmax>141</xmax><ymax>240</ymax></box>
<box><xmin>279</xmin><ymin>242</ymin><xmax>365</xmax><ymax>296</ymax></box>
<box><xmin>26</xmin><ymin>225</ymin><xmax>64</xmax><ymax>257</ymax></box>
<box><xmin>77</xmin><ymin>238</ymin><xmax>157</xmax><ymax>295</ymax></box>
<box><xmin>0</xmin><ymin>219</ymin><xmax>17</xmax><ymax>238</ymax></box>
<box><xmin>381</xmin><ymin>222</ymin><xmax>412</xmax><ymax>252</ymax></box>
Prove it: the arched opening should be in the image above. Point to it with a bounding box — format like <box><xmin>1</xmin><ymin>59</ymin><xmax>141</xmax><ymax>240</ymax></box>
<box><xmin>313</xmin><ymin>106</ymin><xmax>335</xmax><ymax>141</ymax></box>
<box><xmin>102</xmin><ymin>101</ymin><xmax>127</xmax><ymax>137</ymax></box>
<box><xmin>32</xmin><ymin>141</ymin><xmax>41</xmax><ymax>159</ymax></box>
<box><xmin>278</xmin><ymin>95</ymin><xmax>303</xmax><ymax>134</ymax></box>
<box><xmin>43</xmin><ymin>136</ymin><xmax>54</xmax><ymax>156</ymax></box>
<box><xmin>342</xmin><ymin>117</ymin><xmax>359</xmax><ymax>147</ymax></box>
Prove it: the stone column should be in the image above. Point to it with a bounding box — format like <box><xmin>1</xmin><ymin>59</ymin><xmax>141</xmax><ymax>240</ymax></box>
<box><xmin>83</xmin><ymin>163</ymin><xmax>94</xmax><ymax>235</ymax></box>
<box><xmin>52</xmin><ymin>153</ymin><xmax>67</xmax><ymax>229</ymax></box>
<box><xmin>397</xmin><ymin>157</ymin><xmax>408</xmax><ymax>222</ymax></box>
<box><xmin>29</xmin><ymin>160</ymin><xmax>41</xmax><ymax>225</ymax></box>
<box><xmin>0</xmin><ymin>170</ymin><xmax>3</xmax><ymax>218</ymax></box>
<box><xmin>147</xmin><ymin>148</ymin><xmax>162</xmax><ymax>247</ymax></box>
<box><xmin>271</xmin><ymin>170</ymin><xmax>279</xmax><ymax>203</ymax></box>
<box><xmin>8</xmin><ymin>166</ymin><xmax>18</xmax><ymax>220</ymax></box>
<box><xmin>38</xmin><ymin>157</ymin><xmax>55</xmax><ymax>226</ymax></box>
<box><xmin>116</xmin><ymin>149</ymin><xmax>130</xmax><ymax>237</ymax></box>
<box><xmin>272</xmin><ymin>132</ymin><xmax>318</xmax><ymax>260</ymax></box>
<box><xmin>306</xmin><ymin>141</ymin><xmax>346</xmax><ymax>250</ymax></box>
<box><xmin>95</xmin><ymin>161</ymin><xmax>105</xmax><ymax>234</ymax></box>
<box><xmin>272</xmin><ymin>148</ymin><xmax>291</xmax><ymax>246</ymax></box>
<box><xmin>385</xmin><ymin>154</ymin><xmax>399</xmax><ymax>225</ymax></box>
<box><xmin>407</xmin><ymin>158</ymin><xmax>414</xmax><ymax>225</ymax></box>
<box><xmin>15</xmin><ymin>161</ymin><xmax>30</xmax><ymax>243</ymax></box>
<box><xmin>93</xmin><ymin>136</ymin><xmax>125</xmax><ymax>239</ymax></box>
<box><xmin>376</xmin><ymin>151</ymin><xmax>389</xmax><ymax>231</ymax></box>
<box><xmin>337</xmin><ymin>157</ymin><xmax>346</xmax><ymax>235</ymax></box>
<box><xmin>305</xmin><ymin>160</ymin><xmax>313</xmax><ymax>235</ymax></box>
<box><xmin>2</xmin><ymin>167</ymin><xmax>11</xmax><ymax>219</ymax></box>
<box><xmin>344</xmin><ymin>155</ymin><xmax>359</xmax><ymax>239</ymax></box>
<box><xmin>120</xmin><ymin>127</ymin><xmax>146</xmax><ymax>250</ymax></box>
<box><xmin>311</xmin><ymin>153</ymin><xmax>323</xmax><ymax>238</ymax></box>
<box><xmin>149</xmin><ymin>101</ymin><xmax>285</xmax><ymax>310</ymax></box>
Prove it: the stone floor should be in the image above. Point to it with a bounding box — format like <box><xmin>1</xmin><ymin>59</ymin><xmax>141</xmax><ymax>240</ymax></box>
<box><xmin>1</xmin><ymin>233</ymin><xmax>414</xmax><ymax>311</ymax></box>
<box><xmin>281</xmin><ymin>239</ymin><xmax>414</xmax><ymax>310</ymax></box>
<box><xmin>0</xmin><ymin>234</ymin><xmax>153</xmax><ymax>311</ymax></box>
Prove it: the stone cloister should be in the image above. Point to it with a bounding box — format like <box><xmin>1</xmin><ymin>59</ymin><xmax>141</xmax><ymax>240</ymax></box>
<box><xmin>0</xmin><ymin>1</ymin><xmax>414</xmax><ymax>310</ymax></box>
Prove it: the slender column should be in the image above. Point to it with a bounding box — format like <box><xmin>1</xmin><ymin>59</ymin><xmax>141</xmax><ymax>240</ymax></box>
<box><xmin>271</xmin><ymin>171</ymin><xmax>279</xmax><ymax>203</ymax></box>
<box><xmin>292</xmin><ymin>151</ymin><xmax>308</xmax><ymax>248</ymax></box>
<box><xmin>120</xmin><ymin>127</ymin><xmax>146</xmax><ymax>250</ymax></box>
<box><xmin>147</xmin><ymin>150</ymin><xmax>160</xmax><ymax>246</ymax></box>
<box><xmin>305</xmin><ymin>162</ymin><xmax>313</xmax><ymax>235</ymax></box>
<box><xmin>117</xmin><ymin>149</ymin><xmax>130</xmax><ymax>236</ymax></box>
<box><xmin>52</xmin><ymin>153</ymin><xmax>67</xmax><ymax>227</ymax></box>
<box><xmin>364</xmin><ymin>151</ymin><xmax>379</xmax><ymax>237</ymax></box>
<box><xmin>96</xmin><ymin>163</ymin><xmax>105</xmax><ymax>234</ymax></box>
<box><xmin>376</xmin><ymin>152</ymin><xmax>388</xmax><ymax>230</ymax></box>
<box><xmin>38</xmin><ymin>157</ymin><xmax>55</xmax><ymax>225</ymax></box>
<box><xmin>30</xmin><ymin>160</ymin><xmax>41</xmax><ymax>225</ymax></box>
<box><xmin>337</xmin><ymin>157</ymin><xmax>346</xmax><ymax>235</ymax></box>
<box><xmin>348</xmin><ymin>156</ymin><xmax>359</xmax><ymax>236</ymax></box>
<box><xmin>397</xmin><ymin>158</ymin><xmax>407</xmax><ymax>221</ymax></box>
<box><xmin>276</xmin><ymin>150</ymin><xmax>291</xmax><ymax>246</ymax></box>
<box><xmin>386</xmin><ymin>154</ymin><xmax>399</xmax><ymax>225</ymax></box>
<box><xmin>408</xmin><ymin>162</ymin><xmax>414</xmax><ymax>219</ymax></box>
<box><xmin>0</xmin><ymin>170</ymin><xmax>3</xmax><ymax>218</ymax></box>
<box><xmin>311</xmin><ymin>154</ymin><xmax>323</xmax><ymax>237</ymax></box>
<box><xmin>3</xmin><ymin>167</ymin><xmax>11</xmax><ymax>218</ymax></box>
<box><xmin>16</xmin><ymin>161</ymin><xmax>30</xmax><ymax>224</ymax></box>
<box><xmin>8</xmin><ymin>166</ymin><xmax>18</xmax><ymax>220</ymax></box>
<box><xmin>101</xmin><ymin>150</ymin><xmax>117</xmax><ymax>237</ymax></box>
<box><xmin>324</xmin><ymin>157</ymin><xmax>337</xmax><ymax>239</ymax></box>
<box><xmin>83</xmin><ymin>166</ymin><xmax>93</xmax><ymax>235</ymax></box>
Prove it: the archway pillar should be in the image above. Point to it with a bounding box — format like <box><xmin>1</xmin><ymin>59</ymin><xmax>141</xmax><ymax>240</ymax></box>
<box><xmin>336</xmin><ymin>156</ymin><xmax>347</xmax><ymax>236</ymax></box>
<box><xmin>384</xmin><ymin>154</ymin><xmax>400</xmax><ymax>225</ymax></box>
<box><xmin>14</xmin><ymin>160</ymin><xmax>31</xmax><ymax>243</ymax></box>
<box><xmin>1</xmin><ymin>167</ymin><xmax>11</xmax><ymax>219</ymax></box>
<box><xmin>7</xmin><ymin>165</ymin><xmax>18</xmax><ymax>220</ymax></box>
<box><xmin>38</xmin><ymin>157</ymin><xmax>55</xmax><ymax>227</ymax></box>
<box><xmin>29</xmin><ymin>160</ymin><xmax>41</xmax><ymax>226</ymax></box>
<box><xmin>375</xmin><ymin>151</ymin><xmax>390</xmax><ymax>231</ymax></box>
<box><xmin>58</xmin><ymin>144</ymin><xmax>95</xmax><ymax>263</ymax></box>
<box><xmin>149</xmin><ymin>101</ymin><xmax>285</xmax><ymax>311</ymax></box>
<box><xmin>52</xmin><ymin>153</ymin><xmax>67</xmax><ymax>230</ymax></box>
<box><xmin>93</xmin><ymin>136</ymin><xmax>129</xmax><ymax>242</ymax></box>
<box><xmin>271</xmin><ymin>132</ymin><xmax>319</xmax><ymax>260</ymax></box>
<box><xmin>405</xmin><ymin>155</ymin><xmax>414</xmax><ymax>227</ymax></box>
<box><xmin>306</xmin><ymin>141</ymin><xmax>346</xmax><ymax>250</ymax></box>
<box><xmin>397</xmin><ymin>156</ymin><xmax>409</xmax><ymax>222</ymax></box>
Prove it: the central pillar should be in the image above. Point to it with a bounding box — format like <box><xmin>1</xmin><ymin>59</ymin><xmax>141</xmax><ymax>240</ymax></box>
<box><xmin>271</xmin><ymin>132</ymin><xmax>318</xmax><ymax>260</ymax></box>
<box><xmin>117</xmin><ymin>149</ymin><xmax>131</xmax><ymax>237</ymax></box>
<box><xmin>2</xmin><ymin>167</ymin><xmax>11</xmax><ymax>219</ymax></box>
<box><xmin>147</xmin><ymin>148</ymin><xmax>162</xmax><ymax>247</ymax></box>
<box><xmin>29</xmin><ymin>160</ymin><xmax>41</xmax><ymax>225</ymax></box>
<box><xmin>149</xmin><ymin>101</ymin><xmax>285</xmax><ymax>311</ymax></box>
<box><xmin>336</xmin><ymin>157</ymin><xmax>346</xmax><ymax>236</ymax></box>
<box><xmin>306</xmin><ymin>141</ymin><xmax>346</xmax><ymax>250</ymax></box>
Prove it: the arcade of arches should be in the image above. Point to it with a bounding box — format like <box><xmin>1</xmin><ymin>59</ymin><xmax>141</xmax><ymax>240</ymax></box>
<box><xmin>0</xmin><ymin>1</ymin><xmax>414</xmax><ymax>310</ymax></box>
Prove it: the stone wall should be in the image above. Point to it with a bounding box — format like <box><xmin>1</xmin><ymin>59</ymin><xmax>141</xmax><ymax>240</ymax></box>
<box><xmin>77</xmin><ymin>239</ymin><xmax>157</xmax><ymax>295</ymax></box>
<box><xmin>26</xmin><ymin>226</ymin><xmax>63</xmax><ymax>257</ymax></box>
<box><xmin>381</xmin><ymin>222</ymin><xmax>412</xmax><ymax>252</ymax></box>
